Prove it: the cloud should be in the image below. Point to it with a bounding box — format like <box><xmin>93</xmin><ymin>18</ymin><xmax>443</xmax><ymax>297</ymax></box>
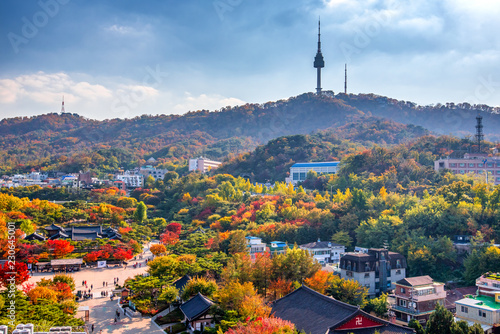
<box><xmin>174</xmin><ymin>92</ymin><xmax>245</xmax><ymax>113</ymax></box>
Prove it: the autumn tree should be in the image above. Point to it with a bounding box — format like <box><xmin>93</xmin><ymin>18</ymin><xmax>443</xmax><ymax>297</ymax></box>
<box><xmin>304</xmin><ymin>270</ymin><xmax>334</xmax><ymax>294</ymax></box>
<box><xmin>160</xmin><ymin>231</ymin><xmax>179</xmax><ymax>246</ymax></box>
<box><xmin>150</xmin><ymin>244</ymin><xmax>167</xmax><ymax>256</ymax></box>
<box><xmin>158</xmin><ymin>285</ymin><xmax>179</xmax><ymax>304</ymax></box>
<box><xmin>166</xmin><ymin>222</ymin><xmax>182</xmax><ymax>235</ymax></box>
<box><xmin>0</xmin><ymin>262</ymin><xmax>30</xmax><ymax>288</ymax></box>
<box><xmin>326</xmin><ymin>275</ymin><xmax>368</xmax><ymax>307</ymax></box>
<box><xmin>27</xmin><ymin>286</ymin><xmax>58</xmax><ymax>304</ymax></box>
<box><xmin>225</xmin><ymin>317</ymin><xmax>296</xmax><ymax>334</ymax></box>
<box><xmin>181</xmin><ymin>277</ymin><xmax>217</xmax><ymax>300</ymax></box>
<box><xmin>52</xmin><ymin>274</ymin><xmax>75</xmax><ymax>291</ymax></box>
<box><xmin>46</xmin><ymin>239</ymin><xmax>74</xmax><ymax>258</ymax></box>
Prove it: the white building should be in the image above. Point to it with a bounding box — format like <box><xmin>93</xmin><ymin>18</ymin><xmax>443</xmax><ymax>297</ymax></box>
<box><xmin>139</xmin><ymin>165</ymin><xmax>168</xmax><ymax>181</ymax></box>
<box><xmin>246</xmin><ymin>236</ymin><xmax>267</xmax><ymax>260</ymax></box>
<box><xmin>287</xmin><ymin>161</ymin><xmax>340</xmax><ymax>185</ymax></box>
<box><xmin>116</xmin><ymin>172</ymin><xmax>144</xmax><ymax>188</ymax></box>
<box><xmin>434</xmin><ymin>153</ymin><xmax>500</xmax><ymax>185</ymax></box>
<box><xmin>454</xmin><ymin>273</ymin><xmax>500</xmax><ymax>333</ymax></box>
<box><xmin>189</xmin><ymin>157</ymin><xmax>222</xmax><ymax>173</ymax></box>
<box><xmin>299</xmin><ymin>239</ymin><xmax>346</xmax><ymax>264</ymax></box>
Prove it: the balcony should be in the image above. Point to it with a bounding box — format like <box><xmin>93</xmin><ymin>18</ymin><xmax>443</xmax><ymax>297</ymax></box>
<box><xmin>390</xmin><ymin>304</ymin><xmax>434</xmax><ymax>316</ymax></box>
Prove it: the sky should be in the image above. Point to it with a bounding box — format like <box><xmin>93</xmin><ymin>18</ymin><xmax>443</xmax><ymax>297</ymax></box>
<box><xmin>0</xmin><ymin>0</ymin><xmax>500</xmax><ymax>120</ymax></box>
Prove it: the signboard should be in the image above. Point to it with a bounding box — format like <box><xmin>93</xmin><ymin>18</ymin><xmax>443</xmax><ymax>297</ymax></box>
<box><xmin>129</xmin><ymin>300</ymin><xmax>136</xmax><ymax>311</ymax></box>
<box><xmin>336</xmin><ymin>314</ymin><xmax>383</xmax><ymax>331</ymax></box>
<box><xmin>97</xmin><ymin>261</ymin><xmax>107</xmax><ymax>268</ymax></box>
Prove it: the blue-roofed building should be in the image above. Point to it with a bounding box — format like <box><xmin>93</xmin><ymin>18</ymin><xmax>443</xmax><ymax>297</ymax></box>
<box><xmin>269</xmin><ymin>241</ymin><xmax>288</xmax><ymax>256</ymax></box>
<box><xmin>246</xmin><ymin>236</ymin><xmax>267</xmax><ymax>260</ymax></box>
<box><xmin>287</xmin><ymin>161</ymin><xmax>340</xmax><ymax>185</ymax></box>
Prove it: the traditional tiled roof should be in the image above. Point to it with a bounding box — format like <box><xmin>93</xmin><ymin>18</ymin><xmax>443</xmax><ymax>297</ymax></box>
<box><xmin>180</xmin><ymin>293</ymin><xmax>214</xmax><ymax>321</ymax></box>
<box><xmin>24</xmin><ymin>232</ymin><xmax>46</xmax><ymax>241</ymax></box>
<box><xmin>272</xmin><ymin>285</ymin><xmax>414</xmax><ymax>334</ymax></box>
<box><xmin>49</xmin><ymin>231</ymin><xmax>70</xmax><ymax>240</ymax></box>
<box><xmin>173</xmin><ymin>275</ymin><xmax>192</xmax><ymax>293</ymax></box>
<box><xmin>45</xmin><ymin>223</ymin><xmax>65</xmax><ymax>231</ymax></box>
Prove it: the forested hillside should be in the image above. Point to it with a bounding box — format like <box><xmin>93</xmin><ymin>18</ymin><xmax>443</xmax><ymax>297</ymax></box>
<box><xmin>0</xmin><ymin>92</ymin><xmax>498</xmax><ymax>174</ymax></box>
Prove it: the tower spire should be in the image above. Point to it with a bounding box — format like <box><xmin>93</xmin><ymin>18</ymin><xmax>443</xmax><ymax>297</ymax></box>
<box><xmin>314</xmin><ymin>18</ymin><xmax>325</xmax><ymax>95</ymax></box>
<box><xmin>61</xmin><ymin>96</ymin><xmax>65</xmax><ymax>113</ymax></box>
<box><xmin>344</xmin><ymin>64</ymin><xmax>347</xmax><ymax>94</ymax></box>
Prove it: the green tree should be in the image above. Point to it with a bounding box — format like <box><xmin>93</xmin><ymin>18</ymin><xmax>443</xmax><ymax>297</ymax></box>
<box><xmin>133</xmin><ymin>201</ymin><xmax>147</xmax><ymax>223</ymax></box>
<box><xmin>158</xmin><ymin>285</ymin><xmax>179</xmax><ymax>304</ymax></box>
<box><xmin>363</xmin><ymin>293</ymin><xmax>388</xmax><ymax>317</ymax></box>
<box><xmin>425</xmin><ymin>303</ymin><xmax>455</xmax><ymax>334</ymax></box>
<box><xmin>19</xmin><ymin>220</ymin><xmax>36</xmax><ymax>235</ymax></box>
<box><xmin>331</xmin><ymin>231</ymin><xmax>353</xmax><ymax>248</ymax></box>
<box><xmin>407</xmin><ymin>319</ymin><xmax>424</xmax><ymax>334</ymax></box>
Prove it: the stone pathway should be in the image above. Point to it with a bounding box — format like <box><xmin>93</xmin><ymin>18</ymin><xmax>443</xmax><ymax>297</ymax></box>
<box><xmin>27</xmin><ymin>244</ymin><xmax>165</xmax><ymax>334</ymax></box>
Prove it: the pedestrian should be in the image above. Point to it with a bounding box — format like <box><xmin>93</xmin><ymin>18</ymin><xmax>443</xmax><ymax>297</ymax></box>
<box><xmin>91</xmin><ymin>284</ymin><xmax>93</xmax><ymax>290</ymax></box>
<box><xmin>114</xmin><ymin>317</ymin><xmax>117</xmax><ymax>324</ymax></box>
<box><xmin>103</xmin><ymin>281</ymin><xmax>105</xmax><ymax>287</ymax></box>
<box><xmin>91</xmin><ymin>323</ymin><xmax>94</xmax><ymax>332</ymax></box>
<box><xmin>82</xmin><ymin>280</ymin><xmax>85</xmax><ymax>286</ymax></box>
<box><xmin>106</xmin><ymin>282</ymin><xmax>108</xmax><ymax>287</ymax></box>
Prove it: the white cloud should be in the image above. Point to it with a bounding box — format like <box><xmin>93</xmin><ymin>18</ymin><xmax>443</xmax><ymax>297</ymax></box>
<box><xmin>174</xmin><ymin>93</ymin><xmax>245</xmax><ymax>113</ymax></box>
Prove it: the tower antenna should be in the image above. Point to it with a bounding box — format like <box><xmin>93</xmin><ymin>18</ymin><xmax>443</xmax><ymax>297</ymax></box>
<box><xmin>344</xmin><ymin>64</ymin><xmax>347</xmax><ymax>94</ymax></box>
<box><xmin>314</xmin><ymin>18</ymin><xmax>325</xmax><ymax>95</ymax></box>
<box><xmin>61</xmin><ymin>96</ymin><xmax>65</xmax><ymax>113</ymax></box>
<box><xmin>476</xmin><ymin>112</ymin><xmax>483</xmax><ymax>153</ymax></box>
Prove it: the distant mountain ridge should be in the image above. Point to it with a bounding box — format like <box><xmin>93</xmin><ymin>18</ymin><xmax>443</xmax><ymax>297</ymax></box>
<box><xmin>0</xmin><ymin>92</ymin><xmax>498</xmax><ymax>173</ymax></box>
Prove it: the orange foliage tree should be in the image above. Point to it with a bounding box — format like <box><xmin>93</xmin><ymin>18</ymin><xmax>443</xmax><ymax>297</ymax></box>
<box><xmin>226</xmin><ymin>317</ymin><xmax>296</xmax><ymax>334</ymax></box>
<box><xmin>150</xmin><ymin>244</ymin><xmax>167</xmax><ymax>256</ymax></box>
<box><xmin>304</xmin><ymin>270</ymin><xmax>334</xmax><ymax>294</ymax></box>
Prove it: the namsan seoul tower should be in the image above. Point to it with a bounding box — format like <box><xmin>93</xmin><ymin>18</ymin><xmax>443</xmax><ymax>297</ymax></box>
<box><xmin>314</xmin><ymin>19</ymin><xmax>325</xmax><ymax>95</ymax></box>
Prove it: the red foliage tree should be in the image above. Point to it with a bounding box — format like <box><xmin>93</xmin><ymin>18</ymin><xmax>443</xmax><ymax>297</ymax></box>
<box><xmin>166</xmin><ymin>222</ymin><xmax>182</xmax><ymax>235</ymax></box>
<box><xmin>84</xmin><ymin>251</ymin><xmax>101</xmax><ymax>262</ymax></box>
<box><xmin>46</xmin><ymin>239</ymin><xmax>74</xmax><ymax>258</ymax></box>
<box><xmin>0</xmin><ymin>262</ymin><xmax>30</xmax><ymax>288</ymax></box>
<box><xmin>226</xmin><ymin>317</ymin><xmax>295</xmax><ymax>334</ymax></box>
<box><xmin>113</xmin><ymin>248</ymin><xmax>133</xmax><ymax>261</ymax></box>
<box><xmin>160</xmin><ymin>231</ymin><xmax>179</xmax><ymax>246</ymax></box>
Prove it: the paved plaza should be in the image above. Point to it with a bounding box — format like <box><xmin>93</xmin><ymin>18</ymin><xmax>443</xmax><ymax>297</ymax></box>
<box><xmin>27</xmin><ymin>245</ymin><xmax>165</xmax><ymax>334</ymax></box>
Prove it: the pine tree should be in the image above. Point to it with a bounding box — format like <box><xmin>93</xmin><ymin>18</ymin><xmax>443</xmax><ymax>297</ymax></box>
<box><xmin>133</xmin><ymin>201</ymin><xmax>147</xmax><ymax>223</ymax></box>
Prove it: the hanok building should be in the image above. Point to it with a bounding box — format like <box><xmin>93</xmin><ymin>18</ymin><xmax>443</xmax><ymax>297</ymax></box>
<box><xmin>272</xmin><ymin>285</ymin><xmax>414</xmax><ymax>334</ymax></box>
<box><xmin>299</xmin><ymin>239</ymin><xmax>346</xmax><ymax>265</ymax></box>
<box><xmin>179</xmin><ymin>293</ymin><xmax>214</xmax><ymax>332</ymax></box>
<box><xmin>45</xmin><ymin>224</ymin><xmax>122</xmax><ymax>241</ymax></box>
<box><xmin>455</xmin><ymin>272</ymin><xmax>500</xmax><ymax>332</ymax></box>
<box><xmin>391</xmin><ymin>276</ymin><xmax>446</xmax><ymax>325</ymax></box>
<box><xmin>339</xmin><ymin>248</ymin><xmax>407</xmax><ymax>297</ymax></box>
<box><xmin>24</xmin><ymin>232</ymin><xmax>47</xmax><ymax>241</ymax></box>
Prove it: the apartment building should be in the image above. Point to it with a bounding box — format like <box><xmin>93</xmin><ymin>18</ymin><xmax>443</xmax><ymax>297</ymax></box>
<box><xmin>434</xmin><ymin>153</ymin><xmax>500</xmax><ymax>185</ymax></box>
<box><xmin>189</xmin><ymin>157</ymin><xmax>222</xmax><ymax>173</ymax></box>
<box><xmin>339</xmin><ymin>248</ymin><xmax>407</xmax><ymax>297</ymax></box>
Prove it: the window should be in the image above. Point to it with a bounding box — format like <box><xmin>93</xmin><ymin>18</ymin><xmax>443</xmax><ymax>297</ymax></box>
<box><xmin>396</xmin><ymin>269</ymin><xmax>401</xmax><ymax>275</ymax></box>
<box><xmin>487</xmin><ymin>163</ymin><xmax>494</xmax><ymax>167</ymax></box>
<box><xmin>479</xmin><ymin>310</ymin><xmax>487</xmax><ymax>318</ymax></box>
<box><xmin>396</xmin><ymin>260</ymin><xmax>402</xmax><ymax>268</ymax></box>
<box><xmin>460</xmin><ymin>170</ymin><xmax>465</xmax><ymax>174</ymax></box>
<box><xmin>299</xmin><ymin>172</ymin><xmax>306</xmax><ymax>180</ymax></box>
<box><xmin>469</xmin><ymin>163</ymin><xmax>475</xmax><ymax>167</ymax></box>
<box><xmin>400</xmin><ymin>287</ymin><xmax>406</xmax><ymax>294</ymax></box>
<box><xmin>292</xmin><ymin>173</ymin><xmax>299</xmax><ymax>180</ymax></box>
<box><xmin>459</xmin><ymin>163</ymin><xmax>465</xmax><ymax>167</ymax></box>
<box><xmin>450</xmin><ymin>163</ymin><xmax>457</xmax><ymax>167</ymax></box>
<box><xmin>478</xmin><ymin>163</ymin><xmax>484</xmax><ymax>168</ymax></box>
<box><xmin>461</xmin><ymin>306</ymin><xmax>468</xmax><ymax>313</ymax></box>
<box><xmin>365</xmin><ymin>273</ymin><xmax>370</xmax><ymax>278</ymax></box>
<box><xmin>399</xmin><ymin>299</ymin><xmax>407</xmax><ymax>307</ymax></box>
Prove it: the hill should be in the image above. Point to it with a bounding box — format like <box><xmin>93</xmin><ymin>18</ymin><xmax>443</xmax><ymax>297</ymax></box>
<box><xmin>0</xmin><ymin>92</ymin><xmax>498</xmax><ymax>174</ymax></box>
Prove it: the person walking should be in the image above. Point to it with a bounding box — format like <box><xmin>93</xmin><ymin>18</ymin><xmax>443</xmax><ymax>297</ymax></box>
<box><xmin>91</xmin><ymin>284</ymin><xmax>93</xmax><ymax>290</ymax></box>
<box><xmin>91</xmin><ymin>323</ymin><xmax>94</xmax><ymax>332</ymax></box>
<box><xmin>114</xmin><ymin>317</ymin><xmax>117</xmax><ymax>324</ymax></box>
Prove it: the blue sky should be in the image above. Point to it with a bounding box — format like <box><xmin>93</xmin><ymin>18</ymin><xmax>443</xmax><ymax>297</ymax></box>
<box><xmin>1</xmin><ymin>0</ymin><xmax>499</xmax><ymax>120</ymax></box>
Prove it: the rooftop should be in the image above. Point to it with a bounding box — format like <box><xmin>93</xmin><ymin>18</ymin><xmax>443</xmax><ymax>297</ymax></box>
<box><xmin>291</xmin><ymin>161</ymin><xmax>340</xmax><ymax>168</ymax></box>
<box><xmin>396</xmin><ymin>276</ymin><xmax>437</xmax><ymax>287</ymax></box>
<box><xmin>457</xmin><ymin>295</ymin><xmax>500</xmax><ymax>310</ymax></box>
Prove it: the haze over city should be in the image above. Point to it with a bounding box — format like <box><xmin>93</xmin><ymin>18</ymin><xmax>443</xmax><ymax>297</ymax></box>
<box><xmin>1</xmin><ymin>0</ymin><xmax>500</xmax><ymax>120</ymax></box>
